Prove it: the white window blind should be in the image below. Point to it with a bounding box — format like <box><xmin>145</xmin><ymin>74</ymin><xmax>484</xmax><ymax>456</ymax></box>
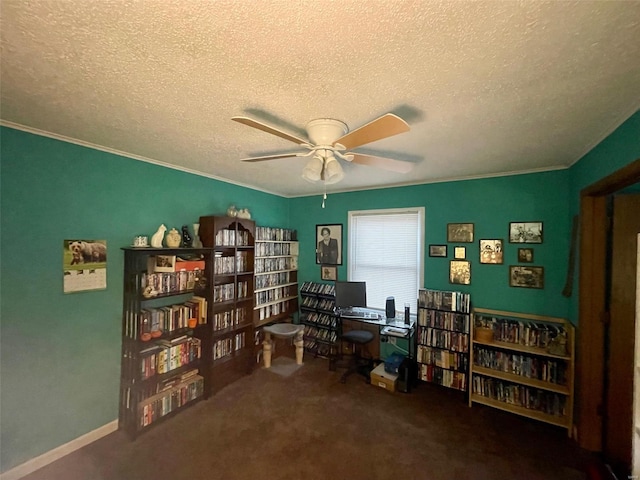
<box><xmin>348</xmin><ymin>208</ymin><xmax>424</xmax><ymax>313</ymax></box>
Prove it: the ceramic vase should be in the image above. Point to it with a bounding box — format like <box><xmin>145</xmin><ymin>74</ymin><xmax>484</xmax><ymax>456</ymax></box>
<box><xmin>192</xmin><ymin>223</ymin><xmax>203</xmax><ymax>248</ymax></box>
<box><xmin>166</xmin><ymin>228</ymin><xmax>181</xmax><ymax>248</ymax></box>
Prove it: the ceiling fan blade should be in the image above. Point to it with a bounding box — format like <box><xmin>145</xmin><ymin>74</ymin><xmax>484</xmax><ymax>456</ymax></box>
<box><xmin>335</xmin><ymin>113</ymin><xmax>410</xmax><ymax>150</ymax></box>
<box><xmin>349</xmin><ymin>153</ymin><xmax>414</xmax><ymax>173</ymax></box>
<box><xmin>232</xmin><ymin>117</ymin><xmax>308</xmax><ymax>145</ymax></box>
<box><xmin>241</xmin><ymin>153</ymin><xmax>303</xmax><ymax>162</ymax></box>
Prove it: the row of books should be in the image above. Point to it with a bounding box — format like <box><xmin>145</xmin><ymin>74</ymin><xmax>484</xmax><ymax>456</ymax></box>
<box><xmin>473</xmin><ymin>346</ymin><xmax>568</xmax><ymax>385</ymax></box>
<box><xmin>303</xmin><ymin>325</ymin><xmax>337</xmax><ymax>343</ymax></box>
<box><xmin>256</xmin><ymin>299</ymin><xmax>293</xmax><ymax>321</ymax></box>
<box><xmin>213</xmin><ymin>281</ymin><xmax>250</xmax><ymax>302</ymax></box>
<box><xmin>131</xmin><ymin>297</ymin><xmax>207</xmax><ymax>338</ymax></box>
<box><xmin>475</xmin><ymin>315</ymin><xmax>568</xmax><ymax>350</ymax></box>
<box><xmin>138</xmin><ymin>374</ymin><xmax>204</xmax><ymax>428</ymax></box>
<box><xmin>214</xmin><ymin>228</ymin><xmax>252</xmax><ymax>246</ymax></box>
<box><xmin>471</xmin><ymin>376</ymin><xmax>568</xmax><ymax>417</ymax></box>
<box><xmin>417</xmin><ymin>345</ymin><xmax>469</xmax><ymax>372</ymax></box>
<box><xmin>300</xmin><ymin>282</ymin><xmax>335</xmax><ymax>296</ymax></box>
<box><xmin>213</xmin><ymin>332</ymin><xmax>246</xmax><ymax>360</ymax></box>
<box><xmin>255</xmin><ymin>271</ymin><xmax>292</xmax><ymax>289</ymax></box>
<box><xmin>301</xmin><ymin>312</ymin><xmax>337</xmax><ymax>328</ymax></box>
<box><xmin>418</xmin><ymin>289</ymin><xmax>471</xmax><ymax>313</ymax></box>
<box><xmin>254</xmin><ymin>285</ymin><xmax>295</xmax><ymax>305</ymax></box>
<box><xmin>255</xmin><ymin>226</ymin><xmax>297</xmax><ymax>242</ymax></box>
<box><xmin>300</xmin><ymin>296</ymin><xmax>335</xmax><ymax>311</ymax></box>
<box><xmin>418</xmin><ymin>364</ymin><xmax>468</xmax><ymax>391</ymax></box>
<box><xmin>141</xmin><ymin>270</ymin><xmax>199</xmax><ymax>296</ymax></box>
<box><xmin>255</xmin><ymin>241</ymin><xmax>297</xmax><ymax>257</ymax></box>
<box><xmin>254</xmin><ymin>256</ymin><xmax>297</xmax><ymax>273</ymax></box>
<box><xmin>139</xmin><ymin>336</ymin><xmax>202</xmax><ymax>379</ymax></box>
<box><xmin>417</xmin><ymin>327</ymin><xmax>470</xmax><ymax>353</ymax></box>
<box><xmin>417</xmin><ymin>309</ymin><xmax>470</xmax><ymax>333</ymax></box>
<box><xmin>212</xmin><ymin>307</ymin><xmax>247</xmax><ymax>332</ymax></box>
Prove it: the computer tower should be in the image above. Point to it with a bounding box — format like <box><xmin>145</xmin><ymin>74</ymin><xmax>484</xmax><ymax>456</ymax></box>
<box><xmin>397</xmin><ymin>358</ymin><xmax>418</xmax><ymax>393</ymax></box>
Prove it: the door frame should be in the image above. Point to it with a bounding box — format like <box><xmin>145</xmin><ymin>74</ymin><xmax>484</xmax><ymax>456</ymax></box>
<box><xmin>577</xmin><ymin>158</ymin><xmax>640</xmax><ymax>450</ymax></box>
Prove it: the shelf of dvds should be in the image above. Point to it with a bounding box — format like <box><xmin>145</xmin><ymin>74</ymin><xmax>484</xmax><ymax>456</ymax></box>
<box><xmin>199</xmin><ymin>215</ymin><xmax>256</xmax><ymax>394</ymax></box>
<box><xmin>468</xmin><ymin>308</ymin><xmax>575</xmax><ymax>436</ymax></box>
<box><xmin>254</xmin><ymin>226</ymin><xmax>299</xmax><ymax>328</ymax></box>
<box><xmin>299</xmin><ymin>281</ymin><xmax>338</xmax><ymax>358</ymax></box>
<box><xmin>119</xmin><ymin>246</ymin><xmax>212</xmax><ymax>438</ymax></box>
<box><xmin>416</xmin><ymin>288</ymin><xmax>471</xmax><ymax>393</ymax></box>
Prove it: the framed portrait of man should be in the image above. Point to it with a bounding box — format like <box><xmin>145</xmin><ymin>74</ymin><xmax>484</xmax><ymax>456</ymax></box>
<box><xmin>316</xmin><ymin>224</ymin><xmax>342</xmax><ymax>265</ymax></box>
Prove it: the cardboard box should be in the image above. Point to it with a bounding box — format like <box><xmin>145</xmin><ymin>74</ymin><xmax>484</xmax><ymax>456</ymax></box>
<box><xmin>370</xmin><ymin>362</ymin><xmax>398</xmax><ymax>393</ymax></box>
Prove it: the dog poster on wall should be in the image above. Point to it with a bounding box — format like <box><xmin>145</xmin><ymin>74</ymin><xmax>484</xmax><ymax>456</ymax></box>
<box><xmin>63</xmin><ymin>240</ymin><xmax>107</xmax><ymax>293</ymax></box>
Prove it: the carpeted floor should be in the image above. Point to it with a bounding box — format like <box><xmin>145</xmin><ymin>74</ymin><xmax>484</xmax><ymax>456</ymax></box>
<box><xmin>22</xmin><ymin>355</ymin><xmax>588</xmax><ymax>480</ymax></box>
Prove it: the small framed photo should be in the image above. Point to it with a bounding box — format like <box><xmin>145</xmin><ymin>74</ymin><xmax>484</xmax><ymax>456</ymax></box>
<box><xmin>447</xmin><ymin>223</ymin><xmax>474</xmax><ymax>243</ymax></box>
<box><xmin>518</xmin><ymin>248</ymin><xmax>534</xmax><ymax>263</ymax></box>
<box><xmin>509</xmin><ymin>265</ymin><xmax>544</xmax><ymax>289</ymax></box>
<box><xmin>454</xmin><ymin>246</ymin><xmax>466</xmax><ymax>259</ymax></box>
<box><xmin>320</xmin><ymin>265</ymin><xmax>337</xmax><ymax>281</ymax></box>
<box><xmin>152</xmin><ymin>255</ymin><xmax>176</xmax><ymax>273</ymax></box>
<box><xmin>509</xmin><ymin>222</ymin><xmax>543</xmax><ymax>243</ymax></box>
<box><xmin>429</xmin><ymin>244</ymin><xmax>448</xmax><ymax>257</ymax></box>
<box><xmin>479</xmin><ymin>239</ymin><xmax>503</xmax><ymax>264</ymax></box>
<box><xmin>316</xmin><ymin>224</ymin><xmax>342</xmax><ymax>265</ymax></box>
<box><xmin>450</xmin><ymin>260</ymin><xmax>471</xmax><ymax>285</ymax></box>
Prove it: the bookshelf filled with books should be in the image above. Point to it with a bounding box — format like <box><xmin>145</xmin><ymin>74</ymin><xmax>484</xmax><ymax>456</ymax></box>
<box><xmin>254</xmin><ymin>226</ymin><xmax>299</xmax><ymax>327</ymax></box>
<box><xmin>416</xmin><ymin>288</ymin><xmax>471</xmax><ymax>393</ymax></box>
<box><xmin>199</xmin><ymin>215</ymin><xmax>256</xmax><ymax>393</ymax></box>
<box><xmin>469</xmin><ymin>308</ymin><xmax>575</xmax><ymax>436</ymax></box>
<box><xmin>119</xmin><ymin>246</ymin><xmax>212</xmax><ymax>438</ymax></box>
<box><xmin>299</xmin><ymin>281</ymin><xmax>338</xmax><ymax>359</ymax></box>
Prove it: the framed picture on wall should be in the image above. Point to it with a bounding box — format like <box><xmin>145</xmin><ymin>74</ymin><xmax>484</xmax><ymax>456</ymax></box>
<box><xmin>320</xmin><ymin>265</ymin><xmax>337</xmax><ymax>281</ymax></box>
<box><xmin>454</xmin><ymin>246</ymin><xmax>466</xmax><ymax>259</ymax></box>
<box><xmin>316</xmin><ymin>224</ymin><xmax>342</xmax><ymax>265</ymax></box>
<box><xmin>518</xmin><ymin>248</ymin><xmax>534</xmax><ymax>263</ymax></box>
<box><xmin>509</xmin><ymin>265</ymin><xmax>544</xmax><ymax>289</ymax></box>
<box><xmin>447</xmin><ymin>223</ymin><xmax>474</xmax><ymax>243</ymax></box>
<box><xmin>450</xmin><ymin>260</ymin><xmax>471</xmax><ymax>285</ymax></box>
<box><xmin>479</xmin><ymin>239</ymin><xmax>503</xmax><ymax>264</ymax></box>
<box><xmin>429</xmin><ymin>245</ymin><xmax>448</xmax><ymax>257</ymax></box>
<box><xmin>509</xmin><ymin>222</ymin><xmax>543</xmax><ymax>243</ymax></box>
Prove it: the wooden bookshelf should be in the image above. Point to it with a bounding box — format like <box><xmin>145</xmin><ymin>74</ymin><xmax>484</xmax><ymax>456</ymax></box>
<box><xmin>469</xmin><ymin>307</ymin><xmax>575</xmax><ymax>436</ymax></box>
<box><xmin>119</xmin><ymin>246</ymin><xmax>213</xmax><ymax>439</ymax></box>
<box><xmin>416</xmin><ymin>288</ymin><xmax>471</xmax><ymax>393</ymax></box>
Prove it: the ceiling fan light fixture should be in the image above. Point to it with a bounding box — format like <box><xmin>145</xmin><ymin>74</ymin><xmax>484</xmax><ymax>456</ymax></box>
<box><xmin>323</xmin><ymin>155</ymin><xmax>344</xmax><ymax>184</ymax></box>
<box><xmin>301</xmin><ymin>155</ymin><xmax>324</xmax><ymax>183</ymax></box>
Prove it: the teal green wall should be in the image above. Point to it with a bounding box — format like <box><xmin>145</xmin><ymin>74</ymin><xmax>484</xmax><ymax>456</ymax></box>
<box><xmin>291</xmin><ymin>170</ymin><xmax>572</xmax><ymax>318</ymax></box>
<box><xmin>0</xmin><ymin>109</ymin><xmax>637</xmax><ymax>474</ymax></box>
<box><xmin>0</xmin><ymin>127</ymin><xmax>290</xmax><ymax>472</ymax></box>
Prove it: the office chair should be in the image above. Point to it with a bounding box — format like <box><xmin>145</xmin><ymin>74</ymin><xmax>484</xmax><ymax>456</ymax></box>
<box><xmin>332</xmin><ymin>329</ymin><xmax>375</xmax><ymax>384</ymax></box>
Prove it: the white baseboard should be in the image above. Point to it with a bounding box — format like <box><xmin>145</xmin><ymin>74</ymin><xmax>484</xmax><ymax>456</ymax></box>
<box><xmin>0</xmin><ymin>420</ymin><xmax>118</xmax><ymax>480</ymax></box>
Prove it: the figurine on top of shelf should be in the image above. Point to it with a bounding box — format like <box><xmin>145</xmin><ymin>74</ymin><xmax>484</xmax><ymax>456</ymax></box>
<box><xmin>166</xmin><ymin>228</ymin><xmax>181</xmax><ymax>248</ymax></box>
<box><xmin>237</xmin><ymin>208</ymin><xmax>251</xmax><ymax>219</ymax></box>
<box><xmin>227</xmin><ymin>205</ymin><xmax>238</xmax><ymax>217</ymax></box>
<box><xmin>181</xmin><ymin>225</ymin><xmax>193</xmax><ymax>247</ymax></box>
<box><xmin>150</xmin><ymin>224</ymin><xmax>166</xmax><ymax>248</ymax></box>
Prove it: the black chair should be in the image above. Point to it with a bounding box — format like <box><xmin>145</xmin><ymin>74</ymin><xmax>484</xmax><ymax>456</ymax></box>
<box><xmin>332</xmin><ymin>329</ymin><xmax>375</xmax><ymax>383</ymax></box>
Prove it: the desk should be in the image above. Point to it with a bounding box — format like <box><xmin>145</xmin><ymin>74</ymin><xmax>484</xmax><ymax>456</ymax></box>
<box><xmin>338</xmin><ymin>310</ymin><xmax>416</xmax><ymax>361</ymax></box>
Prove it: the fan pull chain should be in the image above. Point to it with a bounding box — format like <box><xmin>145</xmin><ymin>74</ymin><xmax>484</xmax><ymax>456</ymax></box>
<box><xmin>322</xmin><ymin>191</ymin><xmax>327</xmax><ymax>208</ymax></box>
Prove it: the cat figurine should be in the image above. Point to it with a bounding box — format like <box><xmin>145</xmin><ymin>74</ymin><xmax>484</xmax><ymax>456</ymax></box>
<box><xmin>150</xmin><ymin>224</ymin><xmax>167</xmax><ymax>248</ymax></box>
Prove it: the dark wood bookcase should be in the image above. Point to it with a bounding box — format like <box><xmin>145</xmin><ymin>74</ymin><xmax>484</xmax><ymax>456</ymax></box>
<box><xmin>119</xmin><ymin>246</ymin><xmax>213</xmax><ymax>439</ymax></box>
<box><xmin>416</xmin><ymin>288</ymin><xmax>471</xmax><ymax>393</ymax></box>
<box><xmin>299</xmin><ymin>281</ymin><xmax>338</xmax><ymax>359</ymax></box>
<box><xmin>198</xmin><ymin>215</ymin><xmax>255</xmax><ymax>393</ymax></box>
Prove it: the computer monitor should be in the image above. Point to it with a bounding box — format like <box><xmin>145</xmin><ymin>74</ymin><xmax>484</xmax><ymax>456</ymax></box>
<box><xmin>334</xmin><ymin>281</ymin><xmax>367</xmax><ymax>309</ymax></box>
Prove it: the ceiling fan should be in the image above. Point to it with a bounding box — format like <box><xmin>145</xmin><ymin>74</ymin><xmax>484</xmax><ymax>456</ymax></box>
<box><xmin>232</xmin><ymin>113</ymin><xmax>413</xmax><ymax>185</ymax></box>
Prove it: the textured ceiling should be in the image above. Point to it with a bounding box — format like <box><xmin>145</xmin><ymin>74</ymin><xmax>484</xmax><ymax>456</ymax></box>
<box><xmin>2</xmin><ymin>0</ymin><xmax>639</xmax><ymax>197</ymax></box>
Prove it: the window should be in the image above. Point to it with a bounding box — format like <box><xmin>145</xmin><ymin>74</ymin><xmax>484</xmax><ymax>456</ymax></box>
<box><xmin>348</xmin><ymin>207</ymin><xmax>424</xmax><ymax>313</ymax></box>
